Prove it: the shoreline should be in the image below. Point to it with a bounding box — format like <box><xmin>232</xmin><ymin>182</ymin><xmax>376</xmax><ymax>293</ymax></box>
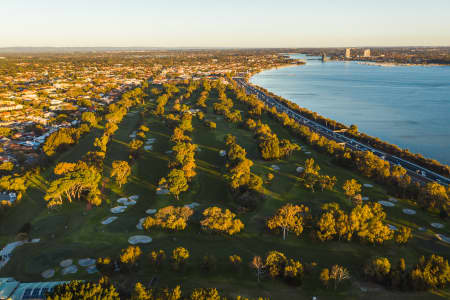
<box><xmin>246</xmin><ymin>61</ymin><xmax>450</xmax><ymax>175</ymax></box>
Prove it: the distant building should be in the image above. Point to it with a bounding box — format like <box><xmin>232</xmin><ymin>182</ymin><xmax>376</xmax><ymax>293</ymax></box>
<box><xmin>0</xmin><ymin>277</ymin><xmax>69</xmax><ymax>300</ymax></box>
<box><xmin>345</xmin><ymin>48</ymin><xmax>351</xmax><ymax>58</ymax></box>
<box><xmin>363</xmin><ymin>49</ymin><xmax>371</xmax><ymax>57</ymax></box>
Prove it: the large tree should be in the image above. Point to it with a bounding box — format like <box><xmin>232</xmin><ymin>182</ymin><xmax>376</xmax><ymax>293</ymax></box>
<box><xmin>267</xmin><ymin>204</ymin><xmax>310</xmax><ymax>240</ymax></box>
<box><xmin>111</xmin><ymin>160</ymin><xmax>131</xmax><ymax>187</ymax></box>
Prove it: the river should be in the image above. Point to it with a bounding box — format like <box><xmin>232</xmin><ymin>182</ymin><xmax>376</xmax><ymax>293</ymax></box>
<box><xmin>250</xmin><ymin>54</ymin><xmax>450</xmax><ymax>165</ymax></box>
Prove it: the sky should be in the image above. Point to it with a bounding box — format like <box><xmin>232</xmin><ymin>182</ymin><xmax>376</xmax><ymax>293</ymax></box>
<box><xmin>1</xmin><ymin>0</ymin><xmax>450</xmax><ymax>48</ymax></box>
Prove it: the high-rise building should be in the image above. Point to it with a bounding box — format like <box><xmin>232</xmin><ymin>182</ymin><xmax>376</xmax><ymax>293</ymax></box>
<box><xmin>345</xmin><ymin>48</ymin><xmax>351</xmax><ymax>58</ymax></box>
<box><xmin>363</xmin><ymin>49</ymin><xmax>371</xmax><ymax>57</ymax></box>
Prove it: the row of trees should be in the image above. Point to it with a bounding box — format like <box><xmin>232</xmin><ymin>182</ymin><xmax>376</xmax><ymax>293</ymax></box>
<box><xmin>299</xmin><ymin>158</ymin><xmax>337</xmax><ymax>192</ymax></box>
<box><xmin>230</xmin><ymin>82</ymin><xmax>449</xmax><ymax>216</ymax></box>
<box><xmin>43</xmin><ymin>125</ymin><xmax>90</xmax><ymax>157</ymax></box>
<box><xmin>248</xmin><ymin>83</ymin><xmax>450</xmax><ymax>177</ymax></box>
<box><xmin>363</xmin><ymin>254</ymin><xmax>450</xmax><ymax>291</ymax></box>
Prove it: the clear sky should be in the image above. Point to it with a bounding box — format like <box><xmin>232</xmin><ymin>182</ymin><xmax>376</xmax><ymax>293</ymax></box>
<box><xmin>1</xmin><ymin>0</ymin><xmax>450</xmax><ymax>47</ymax></box>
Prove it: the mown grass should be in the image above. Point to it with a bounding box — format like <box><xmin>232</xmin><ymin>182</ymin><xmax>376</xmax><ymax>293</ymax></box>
<box><xmin>0</xmin><ymin>90</ymin><xmax>448</xmax><ymax>299</ymax></box>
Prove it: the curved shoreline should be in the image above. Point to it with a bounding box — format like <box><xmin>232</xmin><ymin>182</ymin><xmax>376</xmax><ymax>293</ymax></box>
<box><xmin>247</xmin><ymin>60</ymin><xmax>450</xmax><ymax>177</ymax></box>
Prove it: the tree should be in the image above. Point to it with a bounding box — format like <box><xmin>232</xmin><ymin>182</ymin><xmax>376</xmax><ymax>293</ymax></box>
<box><xmin>111</xmin><ymin>160</ymin><xmax>131</xmax><ymax>187</ymax></box>
<box><xmin>419</xmin><ymin>182</ymin><xmax>449</xmax><ymax>212</ymax></box>
<box><xmin>265</xmin><ymin>251</ymin><xmax>287</xmax><ymax>279</ymax></box>
<box><xmin>229</xmin><ymin>254</ymin><xmax>242</xmax><ymax>270</ymax></box>
<box><xmin>166</xmin><ymin>169</ymin><xmax>189</xmax><ymax>200</ymax></box>
<box><xmin>120</xmin><ymin>245</ymin><xmax>142</xmax><ymax>267</ymax></box>
<box><xmin>129</xmin><ymin>139</ymin><xmax>143</xmax><ymax>152</ymax></box>
<box><xmin>149</xmin><ymin>250</ymin><xmax>166</xmax><ymax>271</ymax></box>
<box><xmin>250</xmin><ymin>256</ymin><xmax>265</xmax><ymax>282</ymax></box>
<box><xmin>284</xmin><ymin>259</ymin><xmax>304</xmax><ymax>285</ymax></box>
<box><xmin>329</xmin><ymin>265</ymin><xmax>350</xmax><ymax>290</ymax></box>
<box><xmin>0</xmin><ymin>161</ymin><xmax>14</xmax><ymax>172</ymax></box>
<box><xmin>267</xmin><ymin>204</ymin><xmax>310</xmax><ymax>240</ymax></box>
<box><xmin>143</xmin><ymin>206</ymin><xmax>193</xmax><ymax>231</ymax></box>
<box><xmin>364</xmin><ymin>257</ymin><xmax>391</xmax><ymax>283</ymax></box>
<box><xmin>81</xmin><ymin>111</ymin><xmax>97</xmax><ymax>127</ymax></box>
<box><xmin>395</xmin><ymin>226</ymin><xmax>412</xmax><ymax>245</ymax></box>
<box><xmin>411</xmin><ymin>255</ymin><xmax>450</xmax><ymax>290</ymax></box>
<box><xmin>320</xmin><ymin>268</ymin><xmax>330</xmax><ymax>288</ymax></box>
<box><xmin>200</xmin><ymin>207</ymin><xmax>244</xmax><ymax>235</ymax></box>
<box><xmin>46</xmin><ymin>279</ymin><xmax>120</xmax><ymax>300</ymax></box>
<box><xmin>172</xmin><ymin>247</ymin><xmax>189</xmax><ymax>270</ymax></box>
<box><xmin>342</xmin><ymin>179</ymin><xmax>361</xmax><ymax>200</ymax></box>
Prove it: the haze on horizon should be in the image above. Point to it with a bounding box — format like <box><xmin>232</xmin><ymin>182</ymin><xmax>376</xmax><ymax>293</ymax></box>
<box><xmin>1</xmin><ymin>0</ymin><xmax>450</xmax><ymax>48</ymax></box>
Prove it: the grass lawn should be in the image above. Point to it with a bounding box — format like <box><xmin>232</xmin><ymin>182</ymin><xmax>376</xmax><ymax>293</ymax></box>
<box><xmin>0</xmin><ymin>87</ymin><xmax>448</xmax><ymax>300</ymax></box>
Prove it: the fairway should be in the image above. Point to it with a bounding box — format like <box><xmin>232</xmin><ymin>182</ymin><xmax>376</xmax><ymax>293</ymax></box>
<box><xmin>0</xmin><ymin>83</ymin><xmax>448</xmax><ymax>300</ymax></box>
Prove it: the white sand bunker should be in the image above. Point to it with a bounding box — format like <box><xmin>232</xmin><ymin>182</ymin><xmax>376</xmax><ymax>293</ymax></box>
<box><xmin>128</xmin><ymin>235</ymin><xmax>152</xmax><ymax>245</ymax></box>
<box><xmin>59</xmin><ymin>259</ymin><xmax>73</xmax><ymax>268</ymax></box>
<box><xmin>418</xmin><ymin>227</ymin><xmax>426</xmax><ymax>232</ymax></box>
<box><xmin>362</xmin><ymin>196</ymin><xmax>369</xmax><ymax>201</ymax></box>
<box><xmin>378</xmin><ymin>200</ymin><xmax>395</xmax><ymax>207</ymax></box>
<box><xmin>78</xmin><ymin>258</ymin><xmax>96</xmax><ymax>267</ymax></box>
<box><xmin>165</xmin><ymin>150</ymin><xmax>173</xmax><ymax>154</ymax></box>
<box><xmin>62</xmin><ymin>265</ymin><xmax>78</xmax><ymax>275</ymax></box>
<box><xmin>363</xmin><ymin>184</ymin><xmax>373</xmax><ymax>188</ymax></box>
<box><xmin>129</xmin><ymin>195</ymin><xmax>139</xmax><ymax>201</ymax></box>
<box><xmin>117</xmin><ymin>198</ymin><xmax>136</xmax><ymax>206</ymax></box>
<box><xmin>111</xmin><ymin>206</ymin><xmax>127</xmax><ymax>213</ymax></box>
<box><xmin>101</xmin><ymin>216</ymin><xmax>118</xmax><ymax>225</ymax></box>
<box><xmin>388</xmin><ymin>197</ymin><xmax>398</xmax><ymax>203</ymax></box>
<box><xmin>146</xmin><ymin>209</ymin><xmax>157</xmax><ymax>215</ymax></box>
<box><xmin>146</xmin><ymin>138</ymin><xmax>156</xmax><ymax>144</ymax></box>
<box><xmin>86</xmin><ymin>265</ymin><xmax>99</xmax><ymax>274</ymax></box>
<box><xmin>402</xmin><ymin>208</ymin><xmax>416</xmax><ymax>215</ymax></box>
<box><xmin>195</xmin><ymin>147</ymin><xmax>202</xmax><ymax>152</ymax></box>
<box><xmin>271</xmin><ymin>165</ymin><xmax>280</xmax><ymax>171</ymax></box>
<box><xmin>41</xmin><ymin>269</ymin><xmax>55</xmax><ymax>279</ymax></box>
<box><xmin>136</xmin><ymin>218</ymin><xmax>146</xmax><ymax>230</ymax></box>
<box><xmin>296</xmin><ymin>167</ymin><xmax>304</xmax><ymax>173</ymax></box>
<box><xmin>185</xmin><ymin>202</ymin><xmax>200</xmax><ymax>209</ymax></box>
<box><xmin>219</xmin><ymin>150</ymin><xmax>226</xmax><ymax>157</ymax></box>
<box><xmin>156</xmin><ymin>187</ymin><xmax>169</xmax><ymax>195</ymax></box>
<box><xmin>431</xmin><ymin>223</ymin><xmax>444</xmax><ymax>229</ymax></box>
<box><xmin>388</xmin><ymin>224</ymin><xmax>398</xmax><ymax>231</ymax></box>
<box><xmin>144</xmin><ymin>145</ymin><xmax>153</xmax><ymax>151</ymax></box>
<box><xmin>435</xmin><ymin>234</ymin><xmax>450</xmax><ymax>244</ymax></box>
<box><xmin>305</xmin><ymin>151</ymin><xmax>311</xmax><ymax>155</ymax></box>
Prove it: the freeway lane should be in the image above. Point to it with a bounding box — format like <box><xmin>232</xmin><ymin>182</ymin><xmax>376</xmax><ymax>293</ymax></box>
<box><xmin>234</xmin><ymin>77</ymin><xmax>449</xmax><ymax>186</ymax></box>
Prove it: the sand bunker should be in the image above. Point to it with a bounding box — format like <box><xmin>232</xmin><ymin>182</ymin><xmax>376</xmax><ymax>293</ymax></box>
<box><xmin>296</xmin><ymin>167</ymin><xmax>304</xmax><ymax>173</ymax></box>
<box><xmin>431</xmin><ymin>223</ymin><xmax>444</xmax><ymax>229</ymax></box>
<box><xmin>136</xmin><ymin>218</ymin><xmax>146</xmax><ymax>230</ymax></box>
<box><xmin>418</xmin><ymin>227</ymin><xmax>426</xmax><ymax>232</ymax></box>
<box><xmin>363</xmin><ymin>184</ymin><xmax>373</xmax><ymax>188</ymax></box>
<box><xmin>61</xmin><ymin>265</ymin><xmax>78</xmax><ymax>275</ymax></box>
<box><xmin>388</xmin><ymin>197</ymin><xmax>398</xmax><ymax>203</ymax></box>
<box><xmin>165</xmin><ymin>150</ymin><xmax>173</xmax><ymax>154</ymax></box>
<box><xmin>101</xmin><ymin>216</ymin><xmax>118</xmax><ymax>225</ymax></box>
<box><xmin>117</xmin><ymin>198</ymin><xmax>136</xmax><ymax>206</ymax></box>
<box><xmin>219</xmin><ymin>150</ymin><xmax>226</xmax><ymax>157</ymax></box>
<box><xmin>402</xmin><ymin>208</ymin><xmax>416</xmax><ymax>215</ymax></box>
<box><xmin>146</xmin><ymin>138</ymin><xmax>156</xmax><ymax>144</ymax></box>
<box><xmin>78</xmin><ymin>258</ymin><xmax>96</xmax><ymax>267</ymax></box>
<box><xmin>129</xmin><ymin>195</ymin><xmax>139</xmax><ymax>201</ymax></box>
<box><xmin>110</xmin><ymin>206</ymin><xmax>127</xmax><ymax>213</ymax></box>
<box><xmin>271</xmin><ymin>165</ymin><xmax>280</xmax><ymax>171</ymax></box>
<box><xmin>185</xmin><ymin>202</ymin><xmax>200</xmax><ymax>209</ymax></box>
<box><xmin>362</xmin><ymin>196</ymin><xmax>369</xmax><ymax>201</ymax></box>
<box><xmin>128</xmin><ymin>235</ymin><xmax>152</xmax><ymax>245</ymax></box>
<box><xmin>146</xmin><ymin>209</ymin><xmax>157</xmax><ymax>215</ymax></box>
<box><xmin>435</xmin><ymin>234</ymin><xmax>450</xmax><ymax>244</ymax></box>
<box><xmin>305</xmin><ymin>151</ymin><xmax>311</xmax><ymax>155</ymax></box>
<box><xmin>144</xmin><ymin>145</ymin><xmax>153</xmax><ymax>151</ymax></box>
<box><xmin>41</xmin><ymin>269</ymin><xmax>55</xmax><ymax>279</ymax></box>
<box><xmin>59</xmin><ymin>259</ymin><xmax>73</xmax><ymax>268</ymax></box>
<box><xmin>86</xmin><ymin>265</ymin><xmax>99</xmax><ymax>274</ymax></box>
<box><xmin>156</xmin><ymin>188</ymin><xmax>169</xmax><ymax>195</ymax></box>
<box><xmin>378</xmin><ymin>201</ymin><xmax>395</xmax><ymax>207</ymax></box>
<box><xmin>388</xmin><ymin>224</ymin><xmax>398</xmax><ymax>231</ymax></box>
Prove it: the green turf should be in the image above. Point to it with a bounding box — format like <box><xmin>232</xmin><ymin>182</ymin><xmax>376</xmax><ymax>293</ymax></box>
<box><xmin>0</xmin><ymin>87</ymin><xmax>448</xmax><ymax>300</ymax></box>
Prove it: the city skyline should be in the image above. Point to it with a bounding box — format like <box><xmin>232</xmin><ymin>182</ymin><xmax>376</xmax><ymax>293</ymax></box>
<box><xmin>1</xmin><ymin>0</ymin><xmax>450</xmax><ymax>47</ymax></box>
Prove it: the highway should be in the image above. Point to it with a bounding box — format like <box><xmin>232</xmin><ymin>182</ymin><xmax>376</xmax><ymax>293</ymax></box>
<box><xmin>234</xmin><ymin>77</ymin><xmax>450</xmax><ymax>186</ymax></box>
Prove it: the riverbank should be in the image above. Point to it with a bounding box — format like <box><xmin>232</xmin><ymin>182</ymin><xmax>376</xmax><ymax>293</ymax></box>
<box><xmin>248</xmin><ymin>56</ymin><xmax>450</xmax><ymax>176</ymax></box>
<box><xmin>355</xmin><ymin>61</ymin><xmax>448</xmax><ymax>67</ymax></box>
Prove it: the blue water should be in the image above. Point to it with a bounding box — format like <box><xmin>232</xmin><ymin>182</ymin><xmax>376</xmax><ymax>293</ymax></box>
<box><xmin>250</xmin><ymin>54</ymin><xmax>450</xmax><ymax>165</ymax></box>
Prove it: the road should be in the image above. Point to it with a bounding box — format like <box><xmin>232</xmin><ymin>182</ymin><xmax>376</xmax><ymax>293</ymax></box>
<box><xmin>234</xmin><ymin>77</ymin><xmax>449</xmax><ymax>186</ymax></box>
